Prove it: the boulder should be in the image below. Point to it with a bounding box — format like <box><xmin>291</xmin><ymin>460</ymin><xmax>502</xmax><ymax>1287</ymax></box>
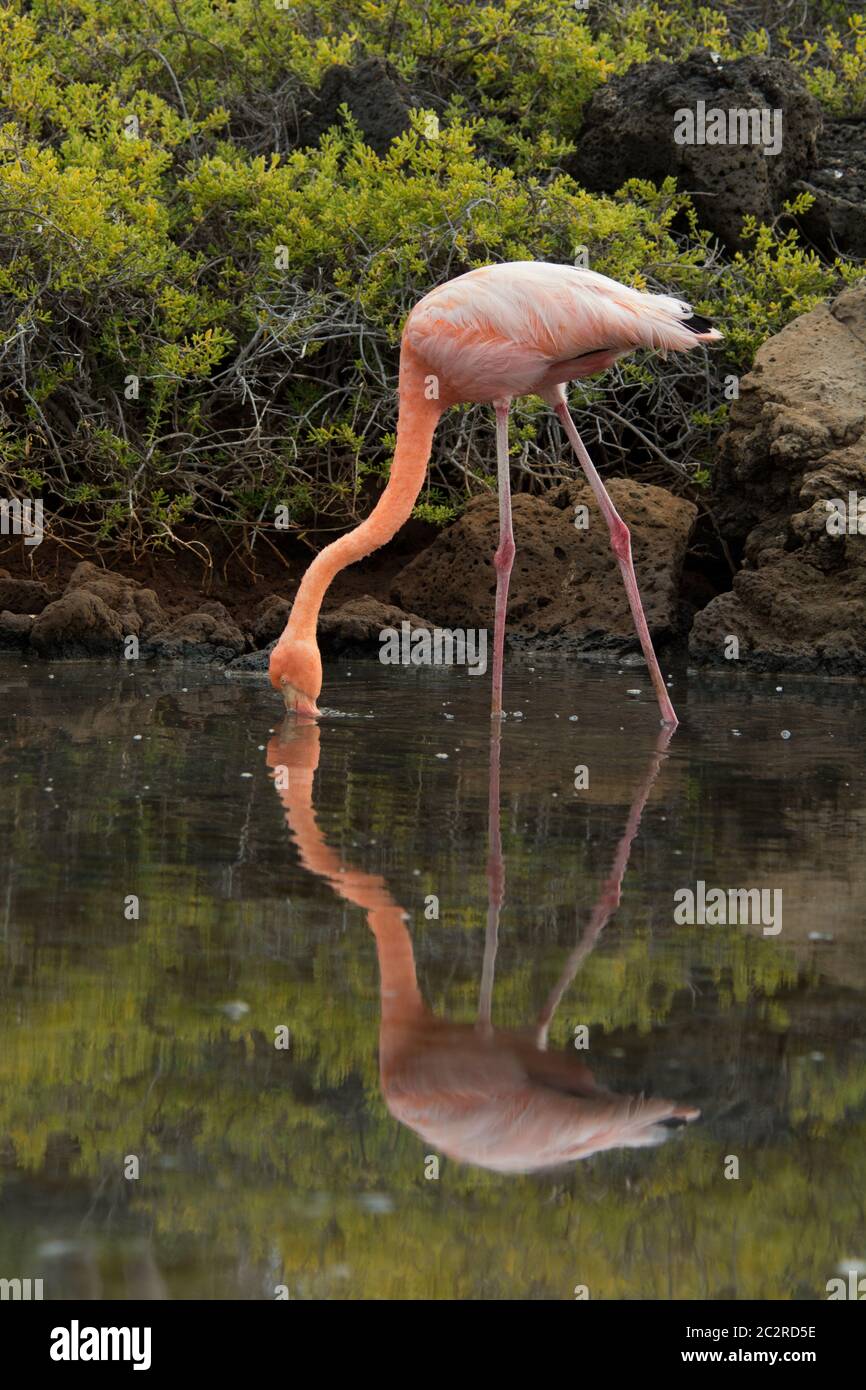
<box><xmin>566</xmin><ymin>52</ymin><xmax>821</xmax><ymax>251</ymax></box>
<box><xmin>250</xmin><ymin>594</ymin><xmax>293</xmax><ymax>647</ymax></box>
<box><xmin>227</xmin><ymin>597</ymin><xmax>433</xmax><ymax>671</ymax></box>
<box><xmin>796</xmin><ymin>119</ymin><xmax>866</xmax><ymax>259</ymax></box>
<box><xmin>392</xmin><ymin>482</ymin><xmax>697</xmax><ymax>654</ymax></box>
<box><xmin>227</xmin><ymin>640</ymin><xmax>276</xmax><ymax>674</ymax></box>
<box><xmin>192</xmin><ymin>599</ymin><xmax>239</xmax><ymax>625</ymax></box>
<box><xmin>297</xmin><ymin>57</ymin><xmax>414</xmax><ymax>155</ymax></box>
<box><xmin>65</xmin><ymin>562</ymin><xmax>165</xmax><ymax>636</ymax></box>
<box><xmin>319</xmin><ymin>595</ymin><xmax>433</xmax><ymax>655</ymax></box>
<box><xmin>146</xmin><ymin>607</ymin><xmax>246</xmax><ymax>663</ymax></box>
<box><xmin>30</xmin><ymin>590</ymin><xmax>124</xmax><ymax>657</ymax></box>
<box><xmin>0</xmin><ymin>577</ymin><xmax>53</xmax><ymax>614</ymax></box>
<box><xmin>0</xmin><ymin>610</ymin><xmax>33</xmax><ymax>648</ymax></box>
<box><xmin>690</xmin><ymin>280</ymin><xmax>866</xmax><ymax>671</ymax></box>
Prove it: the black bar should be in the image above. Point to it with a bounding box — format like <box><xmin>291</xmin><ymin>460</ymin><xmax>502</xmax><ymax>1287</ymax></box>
<box><xmin>7</xmin><ymin>1298</ymin><xmax>861</xmax><ymax>1374</ymax></box>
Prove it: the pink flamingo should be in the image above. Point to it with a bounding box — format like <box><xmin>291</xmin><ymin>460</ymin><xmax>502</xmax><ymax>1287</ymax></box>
<box><xmin>266</xmin><ymin>717</ymin><xmax>698</xmax><ymax>1173</ymax></box>
<box><xmin>270</xmin><ymin>262</ymin><xmax>721</xmax><ymax>726</ymax></box>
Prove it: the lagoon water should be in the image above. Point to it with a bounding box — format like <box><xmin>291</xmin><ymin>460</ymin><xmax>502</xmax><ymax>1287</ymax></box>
<box><xmin>1</xmin><ymin>654</ymin><xmax>864</xmax><ymax>1299</ymax></box>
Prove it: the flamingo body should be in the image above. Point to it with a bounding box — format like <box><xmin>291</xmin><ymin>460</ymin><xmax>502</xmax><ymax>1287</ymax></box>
<box><xmin>269</xmin><ymin>261</ymin><xmax>721</xmax><ymax>721</ymax></box>
<box><xmin>404</xmin><ymin>261</ymin><xmax>718</xmax><ymax>405</ymax></box>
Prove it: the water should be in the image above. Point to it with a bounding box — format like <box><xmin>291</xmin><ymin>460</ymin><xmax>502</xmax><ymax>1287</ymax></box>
<box><xmin>1</xmin><ymin>654</ymin><xmax>865</xmax><ymax>1300</ymax></box>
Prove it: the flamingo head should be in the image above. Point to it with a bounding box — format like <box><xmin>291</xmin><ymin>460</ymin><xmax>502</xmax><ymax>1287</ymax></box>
<box><xmin>268</xmin><ymin>636</ymin><xmax>322</xmax><ymax>717</ymax></box>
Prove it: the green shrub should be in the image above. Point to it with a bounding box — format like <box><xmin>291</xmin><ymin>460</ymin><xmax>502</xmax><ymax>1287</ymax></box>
<box><xmin>0</xmin><ymin>2</ymin><xmax>864</xmax><ymax>557</ymax></box>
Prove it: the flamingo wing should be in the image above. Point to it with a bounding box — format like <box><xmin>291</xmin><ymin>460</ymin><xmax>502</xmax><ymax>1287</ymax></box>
<box><xmin>403</xmin><ymin>261</ymin><xmax>720</xmax><ymax>404</ymax></box>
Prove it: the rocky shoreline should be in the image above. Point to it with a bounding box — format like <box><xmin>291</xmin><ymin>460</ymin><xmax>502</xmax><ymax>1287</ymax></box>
<box><xmin>4</xmin><ymin>277</ymin><xmax>866</xmax><ymax>681</ymax></box>
<box><xmin>4</xmin><ymin>43</ymin><xmax>866</xmax><ymax>682</ymax></box>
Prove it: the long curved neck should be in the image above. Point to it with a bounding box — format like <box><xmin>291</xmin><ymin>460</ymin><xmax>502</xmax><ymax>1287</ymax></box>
<box><xmin>286</xmin><ymin>345</ymin><xmax>442</xmax><ymax>644</ymax></box>
<box><xmin>267</xmin><ymin>723</ymin><xmax>426</xmax><ymax>1026</ymax></box>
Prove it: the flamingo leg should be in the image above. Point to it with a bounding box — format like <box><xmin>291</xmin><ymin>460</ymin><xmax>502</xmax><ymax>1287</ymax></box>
<box><xmin>491</xmin><ymin>397</ymin><xmax>515</xmax><ymax>723</ymax></box>
<box><xmin>554</xmin><ymin>400</ymin><xmax>678</xmax><ymax>727</ymax></box>
<box><xmin>477</xmin><ymin>720</ymin><xmax>504</xmax><ymax>1035</ymax></box>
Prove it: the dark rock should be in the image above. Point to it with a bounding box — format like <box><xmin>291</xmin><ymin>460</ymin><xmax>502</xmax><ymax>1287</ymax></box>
<box><xmin>30</xmin><ymin>590</ymin><xmax>124</xmax><ymax>657</ymax></box>
<box><xmin>297</xmin><ymin>57</ymin><xmax>413</xmax><ymax>155</ymax></box>
<box><xmin>0</xmin><ymin>578</ymin><xmax>53</xmax><ymax>614</ymax></box>
<box><xmin>690</xmin><ymin>564</ymin><xmax>866</xmax><ymax>674</ymax></box>
<box><xmin>0</xmin><ymin>610</ymin><xmax>33</xmax><ymax>648</ymax></box>
<box><xmin>250</xmin><ymin>594</ymin><xmax>293</xmax><ymax>647</ymax></box>
<box><xmin>690</xmin><ymin>280</ymin><xmax>866</xmax><ymax>671</ymax></box>
<box><xmin>226</xmin><ymin>598</ymin><xmax>433</xmax><ymax>668</ymax></box>
<box><xmin>392</xmin><ymin>483</ymin><xmax>696</xmax><ymax>653</ymax></box>
<box><xmin>65</xmin><ymin>561</ymin><xmax>164</xmax><ymax>636</ymax></box>
<box><xmin>319</xmin><ymin>595</ymin><xmax>433</xmax><ymax>656</ymax></box>
<box><xmin>145</xmin><ymin>608</ymin><xmax>247</xmax><ymax>663</ymax></box>
<box><xmin>796</xmin><ymin>118</ymin><xmax>866</xmax><ymax>259</ymax></box>
<box><xmin>194</xmin><ymin>599</ymin><xmax>235</xmax><ymax>621</ymax></box>
<box><xmin>566</xmin><ymin>52</ymin><xmax>821</xmax><ymax>251</ymax></box>
<box><xmin>227</xmin><ymin>640</ymin><xmax>277</xmax><ymax>674</ymax></box>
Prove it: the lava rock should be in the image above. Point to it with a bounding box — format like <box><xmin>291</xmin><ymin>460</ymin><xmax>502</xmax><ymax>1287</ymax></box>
<box><xmin>796</xmin><ymin>118</ymin><xmax>866</xmax><ymax>259</ymax></box>
<box><xmin>227</xmin><ymin>597</ymin><xmax>433</xmax><ymax>670</ymax></box>
<box><xmin>566</xmin><ymin>52</ymin><xmax>821</xmax><ymax>251</ymax></box>
<box><xmin>0</xmin><ymin>610</ymin><xmax>34</xmax><ymax>648</ymax></box>
<box><xmin>690</xmin><ymin>280</ymin><xmax>866</xmax><ymax>672</ymax></box>
<box><xmin>0</xmin><ymin>578</ymin><xmax>54</xmax><ymax>614</ymax></box>
<box><xmin>297</xmin><ymin>57</ymin><xmax>414</xmax><ymax>155</ymax></box>
<box><xmin>392</xmin><ymin>483</ymin><xmax>696</xmax><ymax>654</ymax></box>
<box><xmin>319</xmin><ymin>595</ymin><xmax>433</xmax><ymax>656</ymax></box>
<box><xmin>30</xmin><ymin>590</ymin><xmax>125</xmax><ymax>657</ymax></box>
<box><xmin>145</xmin><ymin>608</ymin><xmax>247</xmax><ymax>663</ymax></box>
<box><xmin>227</xmin><ymin>640</ymin><xmax>277</xmax><ymax>674</ymax></box>
<box><xmin>65</xmin><ymin>561</ymin><xmax>165</xmax><ymax>636</ymax></box>
<box><xmin>250</xmin><ymin>594</ymin><xmax>293</xmax><ymax>648</ymax></box>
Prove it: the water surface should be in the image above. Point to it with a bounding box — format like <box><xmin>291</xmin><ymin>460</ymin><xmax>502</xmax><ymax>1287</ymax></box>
<box><xmin>1</xmin><ymin>655</ymin><xmax>864</xmax><ymax>1299</ymax></box>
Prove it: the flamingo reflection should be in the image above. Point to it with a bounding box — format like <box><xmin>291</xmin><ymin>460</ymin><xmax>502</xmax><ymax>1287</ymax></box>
<box><xmin>266</xmin><ymin>720</ymin><xmax>698</xmax><ymax>1174</ymax></box>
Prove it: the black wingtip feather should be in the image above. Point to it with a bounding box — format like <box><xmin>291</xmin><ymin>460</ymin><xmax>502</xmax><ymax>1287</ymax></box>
<box><xmin>683</xmin><ymin>312</ymin><xmax>715</xmax><ymax>334</ymax></box>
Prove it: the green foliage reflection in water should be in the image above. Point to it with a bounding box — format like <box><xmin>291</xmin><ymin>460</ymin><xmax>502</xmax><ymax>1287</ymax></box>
<box><xmin>2</xmin><ymin>672</ymin><xmax>865</xmax><ymax>1299</ymax></box>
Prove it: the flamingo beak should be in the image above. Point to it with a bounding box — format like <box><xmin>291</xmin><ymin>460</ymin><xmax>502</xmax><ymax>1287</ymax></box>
<box><xmin>280</xmin><ymin>680</ymin><xmax>320</xmax><ymax>718</ymax></box>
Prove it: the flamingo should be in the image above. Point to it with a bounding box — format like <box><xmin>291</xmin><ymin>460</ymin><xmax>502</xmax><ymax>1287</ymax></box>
<box><xmin>266</xmin><ymin>717</ymin><xmax>699</xmax><ymax>1174</ymax></box>
<box><xmin>270</xmin><ymin>261</ymin><xmax>721</xmax><ymax>726</ymax></box>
